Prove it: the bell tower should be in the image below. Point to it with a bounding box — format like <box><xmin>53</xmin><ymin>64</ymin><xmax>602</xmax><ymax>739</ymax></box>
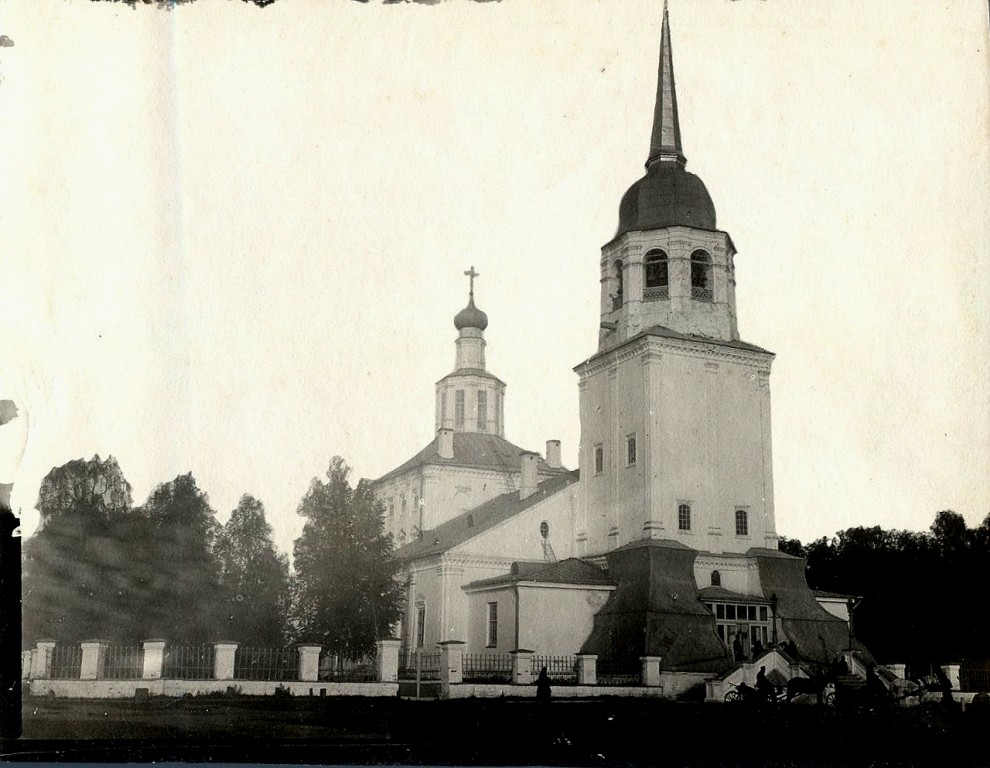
<box><xmin>576</xmin><ymin>5</ymin><xmax>778</xmax><ymax>557</ymax></box>
<box><xmin>435</xmin><ymin>267</ymin><xmax>507</xmax><ymax>437</ymax></box>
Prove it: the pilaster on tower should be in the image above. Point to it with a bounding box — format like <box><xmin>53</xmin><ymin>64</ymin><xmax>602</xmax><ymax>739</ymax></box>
<box><xmin>434</xmin><ymin>268</ymin><xmax>507</xmax><ymax>436</ymax></box>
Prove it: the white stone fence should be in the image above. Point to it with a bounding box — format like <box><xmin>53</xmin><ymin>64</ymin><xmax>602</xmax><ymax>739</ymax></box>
<box><xmin>22</xmin><ymin>638</ymin><xmax>402</xmax><ymax>698</ymax></box>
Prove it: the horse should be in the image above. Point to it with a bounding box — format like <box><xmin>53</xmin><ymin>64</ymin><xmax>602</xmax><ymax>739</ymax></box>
<box><xmin>786</xmin><ymin>672</ymin><xmax>832</xmax><ymax>704</ymax></box>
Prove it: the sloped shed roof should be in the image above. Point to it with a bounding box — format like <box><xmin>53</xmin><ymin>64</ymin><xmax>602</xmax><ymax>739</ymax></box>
<box><xmin>465</xmin><ymin>558</ymin><xmax>613</xmax><ymax>590</ymax></box>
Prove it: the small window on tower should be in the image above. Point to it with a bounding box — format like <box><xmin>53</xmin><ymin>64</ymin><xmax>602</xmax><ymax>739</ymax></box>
<box><xmin>626</xmin><ymin>435</ymin><xmax>637</xmax><ymax>466</ymax></box>
<box><xmin>477</xmin><ymin>390</ymin><xmax>488</xmax><ymax>432</ymax></box>
<box><xmin>678</xmin><ymin>503</ymin><xmax>691</xmax><ymax>531</ymax></box>
<box><xmin>454</xmin><ymin>389</ymin><xmax>465</xmax><ymax>429</ymax></box>
<box><xmin>594</xmin><ymin>444</ymin><xmax>604</xmax><ymax>475</ymax></box>
<box><xmin>735</xmin><ymin>509</ymin><xmax>748</xmax><ymax>537</ymax></box>
<box><xmin>711</xmin><ymin>570</ymin><xmax>721</xmax><ymax>587</ymax></box>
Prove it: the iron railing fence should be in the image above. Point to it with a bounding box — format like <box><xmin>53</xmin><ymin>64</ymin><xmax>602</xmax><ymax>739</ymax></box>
<box><xmin>961</xmin><ymin>663</ymin><xmax>990</xmax><ymax>693</ymax></box>
<box><xmin>463</xmin><ymin>653</ymin><xmax>513</xmax><ymax>682</ymax></box>
<box><xmin>321</xmin><ymin>654</ymin><xmax>377</xmax><ymax>683</ymax></box>
<box><xmin>596</xmin><ymin>660</ymin><xmax>640</xmax><ymax>687</ymax></box>
<box><xmin>49</xmin><ymin>645</ymin><xmax>82</xmax><ymax>680</ymax></box>
<box><xmin>163</xmin><ymin>645</ymin><xmax>215</xmax><ymax>680</ymax></box>
<box><xmin>398</xmin><ymin>649</ymin><xmax>441</xmax><ymax>681</ymax></box>
<box><xmin>102</xmin><ymin>645</ymin><xmax>143</xmax><ymax>679</ymax></box>
<box><xmin>531</xmin><ymin>655</ymin><xmax>578</xmax><ymax>683</ymax></box>
<box><xmin>234</xmin><ymin>647</ymin><xmax>298</xmax><ymax>681</ymax></box>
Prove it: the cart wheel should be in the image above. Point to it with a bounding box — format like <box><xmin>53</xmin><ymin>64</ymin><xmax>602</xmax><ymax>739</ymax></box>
<box><xmin>725</xmin><ymin>690</ymin><xmax>742</xmax><ymax>703</ymax></box>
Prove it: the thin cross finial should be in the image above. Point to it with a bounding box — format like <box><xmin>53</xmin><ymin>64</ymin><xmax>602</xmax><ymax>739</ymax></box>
<box><xmin>464</xmin><ymin>266</ymin><xmax>480</xmax><ymax>300</ymax></box>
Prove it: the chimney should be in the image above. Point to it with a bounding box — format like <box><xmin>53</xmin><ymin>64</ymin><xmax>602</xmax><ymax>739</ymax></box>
<box><xmin>545</xmin><ymin>439</ymin><xmax>562</xmax><ymax>469</ymax></box>
<box><xmin>519</xmin><ymin>451</ymin><xmax>539</xmax><ymax>500</ymax></box>
<box><xmin>438</xmin><ymin>428</ymin><xmax>454</xmax><ymax>460</ymax></box>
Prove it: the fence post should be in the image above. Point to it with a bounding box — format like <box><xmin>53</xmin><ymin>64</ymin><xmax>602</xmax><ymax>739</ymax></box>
<box><xmin>80</xmin><ymin>640</ymin><xmax>109</xmax><ymax>680</ymax></box>
<box><xmin>141</xmin><ymin>639</ymin><xmax>166</xmax><ymax>679</ymax></box>
<box><xmin>439</xmin><ymin>640</ymin><xmax>464</xmax><ymax>695</ymax></box>
<box><xmin>21</xmin><ymin>651</ymin><xmax>32</xmax><ymax>680</ymax></box>
<box><xmin>297</xmin><ymin>644</ymin><xmax>322</xmax><ymax>682</ymax></box>
<box><xmin>510</xmin><ymin>649</ymin><xmax>534</xmax><ymax>686</ymax></box>
<box><xmin>213</xmin><ymin>642</ymin><xmax>239</xmax><ymax>681</ymax></box>
<box><xmin>944</xmin><ymin>664</ymin><xmax>961</xmax><ymax>691</ymax></box>
<box><xmin>576</xmin><ymin>654</ymin><xmax>597</xmax><ymax>685</ymax></box>
<box><xmin>375</xmin><ymin>639</ymin><xmax>401</xmax><ymax>683</ymax></box>
<box><xmin>640</xmin><ymin>656</ymin><xmax>662</xmax><ymax>687</ymax></box>
<box><xmin>31</xmin><ymin>640</ymin><xmax>56</xmax><ymax>679</ymax></box>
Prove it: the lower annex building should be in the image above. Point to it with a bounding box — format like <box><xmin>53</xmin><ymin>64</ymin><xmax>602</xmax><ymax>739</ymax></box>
<box><xmin>370</xmin><ymin>6</ymin><xmax>861</xmax><ymax>677</ymax></box>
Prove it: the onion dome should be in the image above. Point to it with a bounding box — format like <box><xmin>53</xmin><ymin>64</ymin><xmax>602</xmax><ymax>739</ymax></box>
<box><xmin>454</xmin><ymin>296</ymin><xmax>488</xmax><ymax>331</ymax></box>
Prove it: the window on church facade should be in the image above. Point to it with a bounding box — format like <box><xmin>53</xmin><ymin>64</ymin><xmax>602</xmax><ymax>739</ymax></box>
<box><xmin>612</xmin><ymin>260</ymin><xmax>624</xmax><ymax>310</ymax></box>
<box><xmin>454</xmin><ymin>389</ymin><xmax>465</xmax><ymax>429</ymax></box>
<box><xmin>735</xmin><ymin>509</ymin><xmax>748</xmax><ymax>536</ymax></box>
<box><xmin>441</xmin><ymin>391</ymin><xmax>447</xmax><ymax>426</ymax></box>
<box><xmin>678</xmin><ymin>503</ymin><xmax>691</xmax><ymax>531</ymax></box>
<box><xmin>416</xmin><ymin>605</ymin><xmax>426</xmax><ymax>648</ymax></box>
<box><xmin>486</xmin><ymin>602</ymin><xmax>498</xmax><ymax>647</ymax></box>
<box><xmin>594</xmin><ymin>444</ymin><xmax>604</xmax><ymax>475</ymax></box>
<box><xmin>401</xmin><ymin>494</ymin><xmax>407</xmax><ymax>517</ymax></box>
<box><xmin>711</xmin><ymin>570</ymin><xmax>721</xmax><ymax>587</ymax></box>
<box><xmin>704</xmin><ymin>602</ymin><xmax>770</xmax><ymax>656</ymax></box>
<box><xmin>477</xmin><ymin>390</ymin><xmax>488</xmax><ymax>431</ymax></box>
<box><xmin>644</xmin><ymin>250</ymin><xmax>669</xmax><ymax>301</ymax></box>
<box><xmin>690</xmin><ymin>250</ymin><xmax>713</xmax><ymax>301</ymax></box>
<box><xmin>626</xmin><ymin>435</ymin><xmax>637</xmax><ymax>466</ymax></box>
<box><xmin>388</xmin><ymin>498</ymin><xmax>394</xmax><ymax>518</ymax></box>
<box><xmin>494</xmin><ymin>390</ymin><xmax>501</xmax><ymax>433</ymax></box>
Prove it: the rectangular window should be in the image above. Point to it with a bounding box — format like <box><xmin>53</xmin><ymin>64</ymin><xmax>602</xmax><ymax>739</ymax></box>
<box><xmin>678</xmin><ymin>504</ymin><xmax>691</xmax><ymax>531</ymax></box>
<box><xmin>441</xmin><ymin>391</ymin><xmax>448</xmax><ymax>426</ymax></box>
<box><xmin>454</xmin><ymin>390</ymin><xmax>465</xmax><ymax>430</ymax></box>
<box><xmin>626</xmin><ymin>435</ymin><xmax>637</xmax><ymax>466</ymax></box>
<box><xmin>388</xmin><ymin>498</ymin><xmax>394</xmax><ymax>518</ymax></box>
<box><xmin>759</xmin><ymin>607</ymin><xmax>768</xmax><ymax>622</ymax></box>
<box><xmin>726</xmin><ymin>605</ymin><xmax>736</xmax><ymax>621</ymax></box>
<box><xmin>494</xmin><ymin>391</ymin><xmax>501</xmax><ymax>433</ymax></box>
<box><xmin>416</xmin><ymin>605</ymin><xmax>426</xmax><ymax>649</ymax></box>
<box><xmin>477</xmin><ymin>391</ymin><xmax>488</xmax><ymax>432</ymax></box>
<box><xmin>735</xmin><ymin>509</ymin><xmax>749</xmax><ymax>536</ymax></box>
<box><xmin>486</xmin><ymin>602</ymin><xmax>498</xmax><ymax>647</ymax></box>
<box><xmin>594</xmin><ymin>444</ymin><xmax>604</xmax><ymax>474</ymax></box>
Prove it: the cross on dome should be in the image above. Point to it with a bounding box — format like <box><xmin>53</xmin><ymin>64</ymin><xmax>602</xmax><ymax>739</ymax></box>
<box><xmin>464</xmin><ymin>266</ymin><xmax>480</xmax><ymax>299</ymax></box>
<box><xmin>454</xmin><ymin>266</ymin><xmax>488</xmax><ymax>331</ymax></box>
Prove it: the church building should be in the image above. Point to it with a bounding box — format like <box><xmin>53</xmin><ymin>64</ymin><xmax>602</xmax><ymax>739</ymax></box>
<box><xmin>372</xmin><ymin>5</ymin><xmax>857</xmax><ymax>676</ymax></box>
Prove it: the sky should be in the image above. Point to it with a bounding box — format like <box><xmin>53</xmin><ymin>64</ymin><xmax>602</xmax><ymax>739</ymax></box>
<box><xmin>1</xmin><ymin>0</ymin><xmax>988</xmax><ymax>560</ymax></box>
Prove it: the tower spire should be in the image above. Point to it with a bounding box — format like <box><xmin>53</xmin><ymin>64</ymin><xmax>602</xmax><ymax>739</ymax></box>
<box><xmin>646</xmin><ymin>2</ymin><xmax>685</xmax><ymax>168</ymax></box>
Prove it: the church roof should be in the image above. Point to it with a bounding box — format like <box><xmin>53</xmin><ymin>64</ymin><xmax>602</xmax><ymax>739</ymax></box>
<box><xmin>464</xmin><ymin>558</ymin><xmax>614</xmax><ymax>590</ymax></box>
<box><xmin>374</xmin><ymin>432</ymin><xmax>568</xmax><ymax>485</ymax></box>
<box><xmin>576</xmin><ymin>325</ymin><xmax>773</xmax><ymax>369</ymax></box>
<box><xmin>391</xmin><ymin>470</ymin><xmax>580</xmax><ymax>562</ymax></box>
<box><xmin>698</xmin><ymin>586</ymin><xmax>771</xmax><ymax>605</ymax></box>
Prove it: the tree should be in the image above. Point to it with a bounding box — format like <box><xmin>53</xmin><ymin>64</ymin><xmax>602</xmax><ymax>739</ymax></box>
<box><xmin>290</xmin><ymin>457</ymin><xmax>403</xmax><ymax>662</ymax></box>
<box><xmin>22</xmin><ymin>455</ymin><xmax>139</xmax><ymax>644</ymax></box>
<box><xmin>136</xmin><ymin>473</ymin><xmax>222</xmax><ymax>641</ymax></box>
<box><xmin>214</xmin><ymin>495</ymin><xmax>291</xmax><ymax>644</ymax></box>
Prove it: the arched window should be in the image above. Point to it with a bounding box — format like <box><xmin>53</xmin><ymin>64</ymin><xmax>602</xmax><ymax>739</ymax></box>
<box><xmin>735</xmin><ymin>509</ymin><xmax>748</xmax><ymax>537</ymax></box>
<box><xmin>678</xmin><ymin>503</ymin><xmax>691</xmax><ymax>531</ymax></box>
<box><xmin>612</xmin><ymin>260</ymin><xmax>624</xmax><ymax>309</ymax></box>
<box><xmin>467</xmin><ymin>514</ymin><xmax>475</xmax><ymax>528</ymax></box>
<box><xmin>540</xmin><ymin>521</ymin><xmax>550</xmax><ymax>539</ymax></box>
<box><xmin>691</xmin><ymin>251</ymin><xmax>713</xmax><ymax>301</ymax></box>
<box><xmin>711</xmin><ymin>570</ymin><xmax>721</xmax><ymax>587</ymax></box>
<box><xmin>644</xmin><ymin>250</ymin><xmax>669</xmax><ymax>301</ymax></box>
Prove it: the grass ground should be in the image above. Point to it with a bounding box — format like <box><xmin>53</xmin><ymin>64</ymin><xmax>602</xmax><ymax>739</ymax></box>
<box><xmin>5</xmin><ymin>693</ymin><xmax>990</xmax><ymax>766</ymax></box>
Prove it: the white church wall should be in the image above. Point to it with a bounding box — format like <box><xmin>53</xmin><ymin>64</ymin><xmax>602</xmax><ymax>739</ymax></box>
<box><xmin>517</xmin><ymin>584</ymin><xmax>613</xmax><ymax>655</ymax></box>
<box><xmin>694</xmin><ymin>553</ymin><xmax>763</xmax><ymax>597</ymax></box>
<box><xmin>465</xmin><ymin>585</ymin><xmax>517</xmax><ymax>654</ymax></box>
<box><xmin>455</xmin><ymin>482</ymin><xmax>580</xmax><ymax>563</ymax></box>
<box><xmin>653</xmin><ymin>347</ymin><xmax>775</xmax><ymax>552</ymax></box>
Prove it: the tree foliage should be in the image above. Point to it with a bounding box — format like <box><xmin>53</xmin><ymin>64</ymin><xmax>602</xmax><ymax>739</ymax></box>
<box><xmin>290</xmin><ymin>457</ymin><xmax>403</xmax><ymax>661</ymax></box>
<box><xmin>214</xmin><ymin>495</ymin><xmax>291</xmax><ymax>644</ymax></box>
<box><xmin>783</xmin><ymin>510</ymin><xmax>990</xmax><ymax>669</ymax></box>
